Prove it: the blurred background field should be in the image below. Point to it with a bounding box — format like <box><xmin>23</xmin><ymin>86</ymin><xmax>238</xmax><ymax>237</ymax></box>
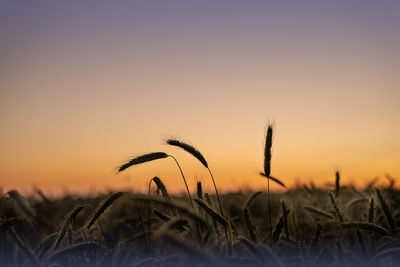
<box><xmin>1</xmin><ymin>179</ymin><xmax>399</xmax><ymax>267</ymax></box>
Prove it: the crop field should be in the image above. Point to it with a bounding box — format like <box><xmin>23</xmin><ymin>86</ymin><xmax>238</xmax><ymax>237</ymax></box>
<box><xmin>1</xmin><ymin>127</ymin><xmax>399</xmax><ymax>267</ymax></box>
<box><xmin>1</xmin><ymin>184</ymin><xmax>399</xmax><ymax>267</ymax></box>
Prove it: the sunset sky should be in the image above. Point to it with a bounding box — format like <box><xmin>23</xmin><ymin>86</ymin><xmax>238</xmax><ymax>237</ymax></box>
<box><xmin>1</xmin><ymin>1</ymin><xmax>400</xmax><ymax>195</ymax></box>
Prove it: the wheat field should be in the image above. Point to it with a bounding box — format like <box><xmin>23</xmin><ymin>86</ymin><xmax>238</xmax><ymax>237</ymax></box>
<box><xmin>1</xmin><ymin>127</ymin><xmax>399</xmax><ymax>267</ymax></box>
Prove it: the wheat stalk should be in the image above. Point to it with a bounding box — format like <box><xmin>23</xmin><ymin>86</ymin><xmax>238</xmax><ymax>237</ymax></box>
<box><xmin>35</xmin><ymin>233</ymin><xmax>57</xmax><ymax>259</ymax></box>
<box><xmin>165</xmin><ymin>139</ymin><xmax>208</xmax><ymax>167</ymax></box>
<box><xmin>272</xmin><ymin>215</ymin><xmax>283</xmax><ymax>243</ymax></box>
<box><xmin>54</xmin><ymin>205</ymin><xmax>85</xmax><ymax>248</ymax></box>
<box><xmin>87</xmin><ymin>192</ymin><xmax>124</xmax><ymax>229</ymax></box>
<box><xmin>152</xmin><ymin>208</ymin><xmax>170</xmax><ymax>222</ymax></box>
<box><xmin>281</xmin><ymin>200</ymin><xmax>289</xmax><ymax>240</ymax></box>
<box><xmin>117</xmin><ymin>151</ymin><xmax>193</xmax><ymax>208</ymax></box>
<box><xmin>152</xmin><ymin>177</ymin><xmax>170</xmax><ymax>200</ymax></box>
<box><xmin>165</xmin><ymin>138</ymin><xmax>223</xmax><ymax>216</ymax></box>
<box><xmin>260</xmin><ymin>124</ymin><xmax>274</xmax><ymax>242</ymax></box>
<box><xmin>197</xmin><ymin>181</ymin><xmax>203</xmax><ymax>200</ymax></box>
<box><xmin>329</xmin><ymin>192</ymin><xmax>344</xmax><ymax>223</ymax></box>
<box><xmin>8</xmin><ymin>228</ymin><xmax>42</xmax><ymax>267</ymax></box>
<box><xmin>368</xmin><ymin>198</ymin><xmax>375</xmax><ymax>223</ymax></box>
<box><xmin>243</xmin><ymin>207</ymin><xmax>257</xmax><ymax>243</ymax></box>
<box><xmin>334</xmin><ymin>170</ymin><xmax>340</xmax><ymax>197</ymax></box>
<box><xmin>157</xmin><ymin>218</ymin><xmax>189</xmax><ymax>233</ymax></box>
<box><xmin>194</xmin><ymin>199</ymin><xmax>227</xmax><ymax>227</ymax></box>
<box><xmin>375</xmin><ymin>188</ymin><xmax>395</xmax><ymax>231</ymax></box>
<box><xmin>309</xmin><ymin>223</ymin><xmax>322</xmax><ymax>257</ymax></box>
<box><xmin>117</xmin><ymin>152</ymin><xmax>169</xmax><ymax>172</ymax></box>
<box><xmin>130</xmin><ymin>196</ymin><xmax>210</xmax><ymax>229</ymax></box>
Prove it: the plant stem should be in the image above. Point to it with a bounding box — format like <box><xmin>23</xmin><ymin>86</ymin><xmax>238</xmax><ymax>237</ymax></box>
<box><xmin>207</xmin><ymin>167</ymin><xmax>229</xmax><ymax>250</ymax></box>
<box><xmin>168</xmin><ymin>155</ymin><xmax>194</xmax><ymax>208</ymax></box>
<box><xmin>267</xmin><ymin>176</ymin><xmax>272</xmax><ymax>244</ymax></box>
<box><xmin>207</xmin><ymin>168</ymin><xmax>224</xmax><ymax>216</ymax></box>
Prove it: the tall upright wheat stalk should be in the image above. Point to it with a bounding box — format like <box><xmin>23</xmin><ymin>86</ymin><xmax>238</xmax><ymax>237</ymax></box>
<box><xmin>260</xmin><ymin>124</ymin><xmax>273</xmax><ymax>242</ymax></box>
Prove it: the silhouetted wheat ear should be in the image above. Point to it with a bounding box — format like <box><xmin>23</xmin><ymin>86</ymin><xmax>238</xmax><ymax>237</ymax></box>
<box><xmin>197</xmin><ymin>181</ymin><xmax>203</xmax><ymax>200</ymax></box>
<box><xmin>117</xmin><ymin>152</ymin><xmax>169</xmax><ymax>172</ymax></box>
<box><xmin>36</xmin><ymin>233</ymin><xmax>57</xmax><ymax>259</ymax></box>
<box><xmin>243</xmin><ymin>207</ymin><xmax>258</xmax><ymax>243</ymax></box>
<box><xmin>335</xmin><ymin>171</ymin><xmax>340</xmax><ymax>197</ymax></box>
<box><xmin>368</xmin><ymin>198</ymin><xmax>375</xmax><ymax>223</ymax></box>
<box><xmin>264</xmin><ymin>125</ymin><xmax>273</xmax><ymax>177</ymax></box>
<box><xmin>375</xmin><ymin>188</ymin><xmax>395</xmax><ymax>231</ymax></box>
<box><xmin>87</xmin><ymin>192</ymin><xmax>124</xmax><ymax>229</ymax></box>
<box><xmin>54</xmin><ymin>205</ymin><xmax>86</xmax><ymax>249</ymax></box>
<box><xmin>272</xmin><ymin>215</ymin><xmax>283</xmax><ymax>243</ymax></box>
<box><xmin>166</xmin><ymin>137</ymin><xmax>224</xmax><ymax>218</ymax></box>
<box><xmin>329</xmin><ymin>192</ymin><xmax>344</xmax><ymax>223</ymax></box>
<box><xmin>152</xmin><ymin>177</ymin><xmax>170</xmax><ymax>200</ymax></box>
<box><xmin>68</xmin><ymin>206</ymin><xmax>85</xmax><ymax>222</ymax></box>
<box><xmin>165</xmin><ymin>139</ymin><xmax>208</xmax><ymax>168</ymax></box>
<box><xmin>194</xmin><ymin>199</ymin><xmax>227</xmax><ymax>227</ymax></box>
<box><xmin>153</xmin><ymin>208</ymin><xmax>171</xmax><ymax>222</ymax></box>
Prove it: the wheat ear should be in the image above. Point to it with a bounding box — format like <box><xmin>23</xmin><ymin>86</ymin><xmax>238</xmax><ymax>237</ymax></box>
<box><xmin>165</xmin><ymin>138</ymin><xmax>223</xmax><ymax>215</ymax></box>
<box><xmin>375</xmin><ymin>188</ymin><xmax>395</xmax><ymax>231</ymax></box>
<box><xmin>87</xmin><ymin>192</ymin><xmax>124</xmax><ymax>229</ymax></box>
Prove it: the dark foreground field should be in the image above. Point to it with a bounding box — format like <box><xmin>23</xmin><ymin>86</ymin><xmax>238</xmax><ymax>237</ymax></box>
<box><xmin>1</xmin><ymin>184</ymin><xmax>400</xmax><ymax>267</ymax></box>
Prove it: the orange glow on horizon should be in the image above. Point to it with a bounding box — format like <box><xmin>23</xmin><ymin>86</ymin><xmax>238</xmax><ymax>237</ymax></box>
<box><xmin>1</xmin><ymin>1</ymin><xmax>399</xmax><ymax>195</ymax></box>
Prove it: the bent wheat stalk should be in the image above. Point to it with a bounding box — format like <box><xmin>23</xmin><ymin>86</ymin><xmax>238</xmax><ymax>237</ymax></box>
<box><xmin>117</xmin><ymin>152</ymin><xmax>194</xmax><ymax>208</ymax></box>
<box><xmin>87</xmin><ymin>192</ymin><xmax>124</xmax><ymax>229</ymax></box>
<box><xmin>117</xmin><ymin>152</ymin><xmax>169</xmax><ymax>172</ymax></box>
<box><xmin>375</xmin><ymin>188</ymin><xmax>395</xmax><ymax>232</ymax></box>
<box><xmin>165</xmin><ymin>138</ymin><xmax>222</xmax><ymax>215</ymax></box>
<box><xmin>329</xmin><ymin>192</ymin><xmax>344</xmax><ymax>223</ymax></box>
<box><xmin>54</xmin><ymin>205</ymin><xmax>86</xmax><ymax>249</ymax></box>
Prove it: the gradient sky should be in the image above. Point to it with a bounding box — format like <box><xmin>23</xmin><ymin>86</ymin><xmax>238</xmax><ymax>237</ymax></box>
<box><xmin>1</xmin><ymin>1</ymin><xmax>400</xmax><ymax>195</ymax></box>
